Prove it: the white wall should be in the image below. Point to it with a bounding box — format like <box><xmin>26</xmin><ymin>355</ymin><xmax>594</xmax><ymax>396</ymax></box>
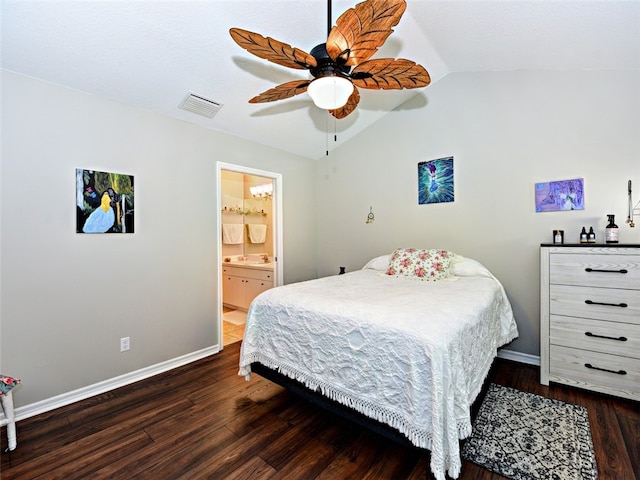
<box><xmin>316</xmin><ymin>70</ymin><xmax>640</xmax><ymax>357</ymax></box>
<box><xmin>0</xmin><ymin>71</ymin><xmax>318</xmax><ymax>407</ymax></box>
<box><xmin>3</xmin><ymin>68</ymin><xmax>638</xmax><ymax>409</ymax></box>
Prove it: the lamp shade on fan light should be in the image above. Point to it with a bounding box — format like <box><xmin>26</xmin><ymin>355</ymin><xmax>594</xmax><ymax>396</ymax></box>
<box><xmin>307</xmin><ymin>76</ymin><xmax>354</xmax><ymax>110</ymax></box>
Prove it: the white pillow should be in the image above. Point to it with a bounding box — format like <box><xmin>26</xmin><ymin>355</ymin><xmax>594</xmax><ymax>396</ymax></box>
<box><xmin>362</xmin><ymin>255</ymin><xmax>391</xmax><ymax>271</ymax></box>
<box><xmin>450</xmin><ymin>257</ymin><xmax>493</xmax><ymax>278</ymax></box>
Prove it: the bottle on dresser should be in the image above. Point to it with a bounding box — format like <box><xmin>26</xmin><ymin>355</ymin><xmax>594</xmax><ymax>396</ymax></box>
<box><xmin>606</xmin><ymin>214</ymin><xmax>619</xmax><ymax>243</ymax></box>
<box><xmin>580</xmin><ymin>227</ymin><xmax>588</xmax><ymax>243</ymax></box>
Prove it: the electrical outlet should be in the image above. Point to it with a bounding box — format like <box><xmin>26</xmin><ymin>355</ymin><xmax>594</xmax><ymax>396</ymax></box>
<box><xmin>120</xmin><ymin>337</ymin><xmax>130</xmax><ymax>352</ymax></box>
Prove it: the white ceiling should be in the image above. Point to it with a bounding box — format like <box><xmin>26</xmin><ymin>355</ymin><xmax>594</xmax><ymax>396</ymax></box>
<box><xmin>2</xmin><ymin>1</ymin><xmax>639</xmax><ymax>160</ymax></box>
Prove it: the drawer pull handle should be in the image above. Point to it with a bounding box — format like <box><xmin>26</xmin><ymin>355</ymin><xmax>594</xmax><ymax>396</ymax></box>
<box><xmin>584</xmin><ymin>300</ymin><xmax>628</xmax><ymax>308</ymax></box>
<box><xmin>585</xmin><ymin>268</ymin><xmax>628</xmax><ymax>274</ymax></box>
<box><xmin>584</xmin><ymin>363</ymin><xmax>627</xmax><ymax>375</ymax></box>
<box><xmin>584</xmin><ymin>331</ymin><xmax>628</xmax><ymax>341</ymax></box>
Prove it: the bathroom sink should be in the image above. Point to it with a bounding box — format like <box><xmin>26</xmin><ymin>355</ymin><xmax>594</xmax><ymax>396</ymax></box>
<box><xmin>224</xmin><ymin>260</ymin><xmax>272</xmax><ymax>267</ymax></box>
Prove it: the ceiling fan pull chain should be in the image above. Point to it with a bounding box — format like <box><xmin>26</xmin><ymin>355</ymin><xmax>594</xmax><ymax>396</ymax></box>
<box><xmin>326</xmin><ymin>111</ymin><xmax>329</xmax><ymax>156</ymax></box>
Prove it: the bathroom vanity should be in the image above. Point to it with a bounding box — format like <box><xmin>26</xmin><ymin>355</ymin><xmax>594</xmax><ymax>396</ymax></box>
<box><xmin>222</xmin><ymin>257</ymin><xmax>273</xmax><ymax>311</ymax></box>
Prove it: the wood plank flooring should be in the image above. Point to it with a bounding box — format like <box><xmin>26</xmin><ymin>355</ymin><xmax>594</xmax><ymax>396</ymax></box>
<box><xmin>2</xmin><ymin>341</ymin><xmax>638</xmax><ymax>479</ymax></box>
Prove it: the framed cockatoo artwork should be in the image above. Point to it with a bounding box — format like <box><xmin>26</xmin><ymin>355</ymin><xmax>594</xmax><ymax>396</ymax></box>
<box><xmin>76</xmin><ymin>169</ymin><xmax>135</xmax><ymax>233</ymax></box>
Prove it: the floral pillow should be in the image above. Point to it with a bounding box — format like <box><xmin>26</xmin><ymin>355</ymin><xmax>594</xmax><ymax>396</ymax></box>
<box><xmin>386</xmin><ymin>248</ymin><xmax>456</xmax><ymax>281</ymax></box>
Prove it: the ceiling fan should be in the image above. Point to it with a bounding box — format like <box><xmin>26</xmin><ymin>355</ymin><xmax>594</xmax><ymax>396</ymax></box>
<box><xmin>229</xmin><ymin>0</ymin><xmax>430</xmax><ymax>119</ymax></box>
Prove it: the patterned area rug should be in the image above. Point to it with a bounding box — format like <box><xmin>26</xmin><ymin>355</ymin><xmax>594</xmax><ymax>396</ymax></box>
<box><xmin>462</xmin><ymin>384</ymin><xmax>598</xmax><ymax>480</ymax></box>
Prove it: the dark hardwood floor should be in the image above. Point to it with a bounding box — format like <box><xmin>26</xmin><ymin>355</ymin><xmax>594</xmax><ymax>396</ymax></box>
<box><xmin>2</xmin><ymin>341</ymin><xmax>638</xmax><ymax>479</ymax></box>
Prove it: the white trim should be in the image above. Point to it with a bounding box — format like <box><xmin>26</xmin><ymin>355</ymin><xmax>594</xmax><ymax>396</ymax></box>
<box><xmin>497</xmin><ymin>348</ymin><xmax>540</xmax><ymax>366</ymax></box>
<box><xmin>12</xmin><ymin>345</ymin><xmax>220</xmax><ymax>422</ymax></box>
<box><xmin>216</xmin><ymin>162</ymin><xmax>284</xmax><ymax>351</ymax></box>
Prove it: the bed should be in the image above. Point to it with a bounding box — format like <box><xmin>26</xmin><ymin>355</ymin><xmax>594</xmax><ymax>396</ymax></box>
<box><xmin>238</xmin><ymin>249</ymin><xmax>518</xmax><ymax>480</ymax></box>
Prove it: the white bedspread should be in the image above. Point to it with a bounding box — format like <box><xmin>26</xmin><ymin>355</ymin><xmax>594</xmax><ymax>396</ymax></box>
<box><xmin>238</xmin><ymin>257</ymin><xmax>518</xmax><ymax>480</ymax></box>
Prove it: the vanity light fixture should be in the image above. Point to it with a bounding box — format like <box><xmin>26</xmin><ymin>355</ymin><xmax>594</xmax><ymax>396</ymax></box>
<box><xmin>250</xmin><ymin>183</ymin><xmax>273</xmax><ymax>199</ymax></box>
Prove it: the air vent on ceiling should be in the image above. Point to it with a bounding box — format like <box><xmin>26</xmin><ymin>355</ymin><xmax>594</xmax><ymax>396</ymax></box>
<box><xmin>179</xmin><ymin>93</ymin><xmax>222</xmax><ymax>118</ymax></box>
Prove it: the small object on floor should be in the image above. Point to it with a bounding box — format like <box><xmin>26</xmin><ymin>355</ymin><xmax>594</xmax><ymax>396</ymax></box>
<box><xmin>462</xmin><ymin>383</ymin><xmax>597</xmax><ymax>480</ymax></box>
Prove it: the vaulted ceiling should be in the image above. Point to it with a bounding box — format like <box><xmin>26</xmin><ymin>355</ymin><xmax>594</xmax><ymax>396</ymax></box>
<box><xmin>3</xmin><ymin>1</ymin><xmax>639</xmax><ymax>160</ymax></box>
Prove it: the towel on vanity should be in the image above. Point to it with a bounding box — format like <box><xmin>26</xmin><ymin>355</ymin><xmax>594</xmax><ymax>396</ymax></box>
<box><xmin>248</xmin><ymin>224</ymin><xmax>267</xmax><ymax>244</ymax></box>
<box><xmin>222</xmin><ymin>223</ymin><xmax>244</xmax><ymax>244</ymax></box>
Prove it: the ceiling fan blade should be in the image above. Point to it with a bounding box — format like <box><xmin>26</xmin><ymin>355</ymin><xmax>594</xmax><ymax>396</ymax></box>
<box><xmin>351</xmin><ymin>58</ymin><xmax>430</xmax><ymax>89</ymax></box>
<box><xmin>230</xmin><ymin>28</ymin><xmax>317</xmax><ymax>70</ymax></box>
<box><xmin>326</xmin><ymin>0</ymin><xmax>406</xmax><ymax>67</ymax></box>
<box><xmin>249</xmin><ymin>80</ymin><xmax>312</xmax><ymax>103</ymax></box>
<box><xmin>329</xmin><ymin>87</ymin><xmax>361</xmax><ymax>119</ymax></box>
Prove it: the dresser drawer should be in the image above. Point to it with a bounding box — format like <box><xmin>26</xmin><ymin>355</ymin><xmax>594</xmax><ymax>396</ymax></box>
<box><xmin>550</xmin><ymin>345</ymin><xmax>640</xmax><ymax>401</ymax></box>
<box><xmin>550</xmin><ymin>315</ymin><xmax>640</xmax><ymax>358</ymax></box>
<box><xmin>550</xmin><ymin>253</ymin><xmax>640</xmax><ymax>289</ymax></box>
<box><xmin>550</xmin><ymin>284</ymin><xmax>640</xmax><ymax>324</ymax></box>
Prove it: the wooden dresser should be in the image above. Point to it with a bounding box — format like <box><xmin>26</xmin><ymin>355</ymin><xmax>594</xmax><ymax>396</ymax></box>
<box><xmin>540</xmin><ymin>244</ymin><xmax>640</xmax><ymax>401</ymax></box>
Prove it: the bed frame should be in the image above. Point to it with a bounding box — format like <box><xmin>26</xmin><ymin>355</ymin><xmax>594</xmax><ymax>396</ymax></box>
<box><xmin>251</xmin><ymin>361</ymin><xmax>494</xmax><ymax>450</ymax></box>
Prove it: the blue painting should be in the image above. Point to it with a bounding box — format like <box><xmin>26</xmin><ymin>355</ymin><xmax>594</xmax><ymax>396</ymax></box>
<box><xmin>418</xmin><ymin>157</ymin><xmax>454</xmax><ymax>205</ymax></box>
<box><xmin>535</xmin><ymin>178</ymin><xmax>584</xmax><ymax>212</ymax></box>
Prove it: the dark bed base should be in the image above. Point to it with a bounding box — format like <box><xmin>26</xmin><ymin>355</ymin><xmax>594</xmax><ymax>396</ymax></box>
<box><xmin>251</xmin><ymin>362</ymin><xmax>421</xmax><ymax>449</ymax></box>
<box><xmin>251</xmin><ymin>361</ymin><xmax>495</xmax><ymax>450</ymax></box>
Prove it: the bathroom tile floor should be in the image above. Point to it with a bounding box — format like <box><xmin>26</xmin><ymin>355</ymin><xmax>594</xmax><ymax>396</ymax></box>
<box><xmin>223</xmin><ymin>307</ymin><xmax>246</xmax><ymax>346</ymax></box>
<box><xmin>223</xmin><ymin>321</ymin><xmax>245</xmax><ymax>346</ymax></box>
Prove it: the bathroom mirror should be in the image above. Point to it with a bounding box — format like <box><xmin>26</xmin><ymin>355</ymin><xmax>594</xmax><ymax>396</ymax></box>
<box><xmin>221</xmin><ymin>170</ymin><xmax>274</xmax><ymax>260</ymax></box>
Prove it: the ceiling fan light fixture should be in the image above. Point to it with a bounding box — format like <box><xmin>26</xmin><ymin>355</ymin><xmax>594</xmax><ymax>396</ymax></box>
<box><xmin>230</xmin><ymin>0</ymin><xmax>430</xmax><ymax>119</ymax></box>
<box><xmin>307</xmin><ymin>76</ymin><xmax>353</xmax><ymax>110</ymax></box>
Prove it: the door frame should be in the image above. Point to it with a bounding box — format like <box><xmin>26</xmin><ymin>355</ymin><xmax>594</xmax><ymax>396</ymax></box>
<box><xmin>216</xmin><ymin>162</ymin><xmax>283</xmax><ymax>349</ymax></box>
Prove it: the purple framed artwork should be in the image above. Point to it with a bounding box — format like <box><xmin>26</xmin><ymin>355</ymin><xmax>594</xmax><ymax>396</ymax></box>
<box><xmin>535</xmin><ymin>178</ymin><xmax>584</xmax><ymax>212</ymax></box>
<box><xmin>418</xmin><ymin>156</ymin><xmax>454</xmax><ymax>205</ymax></box>
<box><xmin>76</xmin><ymin>169</ymin><xmax>135</xmax><ymax>233</ymax></box>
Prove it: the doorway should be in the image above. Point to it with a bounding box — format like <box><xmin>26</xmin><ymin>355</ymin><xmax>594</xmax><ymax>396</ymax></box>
<box><xmin>216</xmin><ymin>162</ymin><xmax>283</xmax><ymax>349</ymax></box>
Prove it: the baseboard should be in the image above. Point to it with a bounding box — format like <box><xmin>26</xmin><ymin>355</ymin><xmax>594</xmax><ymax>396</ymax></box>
<box><xmin>497</xmin><ymin>348</ymin><xmax>540</xmax><ymax>366</ymax></box>
<box><xmin>14</xmin><ymin>345</ymin><xmax>220</xmax><ymax>422</ymax></box>
<box><xmin>12</xmin><ymin>345</ymin><xmax>538</xmax><ymax>422</ymax></box>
